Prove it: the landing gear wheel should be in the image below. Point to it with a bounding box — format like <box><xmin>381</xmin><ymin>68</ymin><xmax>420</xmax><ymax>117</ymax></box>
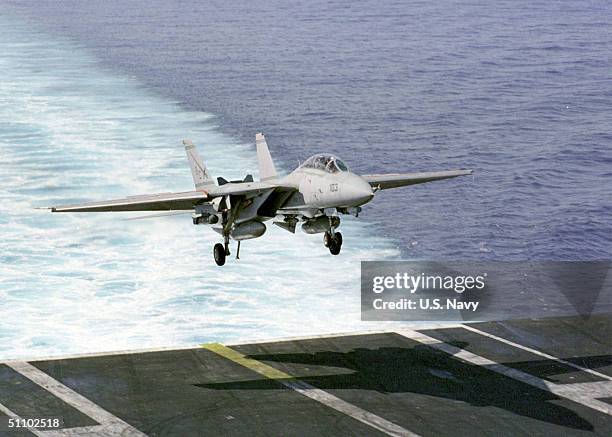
<box><xmin>328</xmin><ymin>232</ymin><xmax>342</xmax><ymax>255</ymax></box>
<box><xmin>214</xmin><ymin>243</ymin><xmax>226</xmax><ymax>266</ymax></box>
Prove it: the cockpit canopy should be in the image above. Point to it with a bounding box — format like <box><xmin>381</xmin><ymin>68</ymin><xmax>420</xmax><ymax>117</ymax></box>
<box><xmin>300</xmin><ymin>154</ymin><xmax>349</xmax><ymax>173</ymax></box>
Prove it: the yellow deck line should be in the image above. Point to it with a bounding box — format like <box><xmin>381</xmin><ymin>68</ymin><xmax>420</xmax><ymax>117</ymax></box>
<box><xmin>202</xmin><ymin>343</ymin><xmax>419</xmax><ymax>437</ymax></box>
<box><xmin>203</xmin><ymin>343</ymin><xmax>292</xmax><ymax>380</ymax></box>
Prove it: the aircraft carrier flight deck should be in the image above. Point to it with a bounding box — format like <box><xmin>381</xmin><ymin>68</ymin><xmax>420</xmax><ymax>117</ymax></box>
<box><xmin>1</xmin><ymin>314</ymin><xmax>611</xmax><ymax>437</ymax></box>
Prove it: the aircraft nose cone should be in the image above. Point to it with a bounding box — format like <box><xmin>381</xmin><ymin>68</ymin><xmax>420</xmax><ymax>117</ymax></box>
<box><xmin>345</xmin><ymin>178</ymin><xmax>374</xmax><ymax>206</ymax></box>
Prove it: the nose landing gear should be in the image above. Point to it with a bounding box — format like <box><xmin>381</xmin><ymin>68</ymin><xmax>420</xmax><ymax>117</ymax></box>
<box><xmin>324</xmin><ymin>231</ymin><xmax>343</xmax><ymax>255</ymax></box>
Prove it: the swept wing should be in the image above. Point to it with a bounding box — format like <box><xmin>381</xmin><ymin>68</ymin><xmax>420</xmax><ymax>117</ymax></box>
<box><xmin>48</xmin><ymin>181</ymin><xmax>295</xmax><ymax>213</ymax></box>
<box><xmin>49</xmin><ymin>191</ymin><xmax>209</xmax><ymax>212</ymax></box>
<box><xmin>363</xmin><ymin>169</ymin><xmax>473</xmax><ymax>190</ymax></box>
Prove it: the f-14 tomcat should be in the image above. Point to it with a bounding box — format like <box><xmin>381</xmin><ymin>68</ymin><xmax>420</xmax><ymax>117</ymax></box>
<box><xmin>48</xmin><ymin>133</ymin><xmax>472</xmax><ymax>266</ymax></box>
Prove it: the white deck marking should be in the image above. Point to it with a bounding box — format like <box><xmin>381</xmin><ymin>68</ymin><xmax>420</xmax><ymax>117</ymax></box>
<box><xmin>6</xmin><ymin>361</ymin><xmax>147</xmax><ymax>436</ymax></box>
<box><xmin>203</xmin><ymin>343</ymin><xmax>420</xmax><ymax>437</ymax></box>
<box><xmin>396</xmin><ymin>329</ymin><xmax>612</xmax><ymax>416</ymax></box>
<box><xmin>286</xmin><ymin>380</ymin><xmax>420</xmax><ymax>437</ymax></box>
<box><xmin>38</xmin><ymin>425</ymin><xmax>129</xmax><ymax>436</ymax></box>
<box><xmin>462</xmin><ymin>324</ymin><xmax>612</xmax><ymax>381</ymax></box>
<box><xmin>554</xmin><ymin>381</ymin><xmax>612</xmax><ymax>399</ymax></box>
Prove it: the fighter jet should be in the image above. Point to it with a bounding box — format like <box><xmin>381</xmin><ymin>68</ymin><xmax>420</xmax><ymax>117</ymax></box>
<box><xmin>48</xmin><ymin>133</ymin><xmax>472</xmax><ymax>266</ymax></box>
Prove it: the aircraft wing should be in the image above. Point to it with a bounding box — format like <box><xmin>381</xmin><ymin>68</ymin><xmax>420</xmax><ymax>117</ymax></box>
<box><xmin>48</xmin><ymin>191</ymin><xmax>210</xmax><ymax>212</ymax></box>
<box><xmin>48</xmin><ymin>182</ymin><xmax>297</xmax><ymax>213</ymax></box>
<box><xmin>362</xmin><ymin>169</ymin><xmax>473</xmax><ymax>190</ymax></box>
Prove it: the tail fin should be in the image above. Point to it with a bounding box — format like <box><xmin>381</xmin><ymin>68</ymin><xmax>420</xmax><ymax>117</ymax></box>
<box><xmin>255</xmin><ymin>133</ymin><xmax>277</xmax><ymax>181</ymax></box>
<box><xmin>183</xmin><ymin>140</ymin><xmax>214</xmax><ymax>189</ymax></box>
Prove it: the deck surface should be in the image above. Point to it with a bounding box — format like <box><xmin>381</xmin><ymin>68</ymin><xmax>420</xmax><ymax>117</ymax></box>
<box><xmin>1</xmin><ymin>314</ymin><xmax>611</xmax><ymax>436</ymax></box>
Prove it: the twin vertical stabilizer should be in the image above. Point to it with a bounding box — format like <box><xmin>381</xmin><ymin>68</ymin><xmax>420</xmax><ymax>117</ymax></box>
<box><xmin>255</xmin><ymin>133</ymin><xmax>277</xmax><ymax>182</ymax></box>
<box><xmin>183</xmin><ymin>139</ymin><xmax>214</xmax><ymax>190</ymax></box>
<box><xmin>184</xmin><ymin>134</ymin><xmax>277</xmax><ymax>188</ymax></box>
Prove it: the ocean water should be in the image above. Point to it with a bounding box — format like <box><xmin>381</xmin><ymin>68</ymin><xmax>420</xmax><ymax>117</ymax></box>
<box><xmin>1</xmin><ymin>1</ymin><xmax>611</xmax><ymax>358</ymax></box>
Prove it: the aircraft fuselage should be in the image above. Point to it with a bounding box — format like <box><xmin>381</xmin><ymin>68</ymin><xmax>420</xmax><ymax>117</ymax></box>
<box><xmin>283</xmin><ymin>166</ymin><xmax>374</xmax><ymax>209</ymax></box>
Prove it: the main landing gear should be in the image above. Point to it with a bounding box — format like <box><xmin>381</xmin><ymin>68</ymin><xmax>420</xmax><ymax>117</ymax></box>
<box><xmin>213</xmin><ymin>234</ymin><xmax>231</xmax><ymax>266</ymax></box>
<box><xmin>213</xmin><ymin>238</ymin><xmax>242</xmax><ymax>266</ymax></box>
<box><xmin>324</xmin><ymin>230</ymin><xmax>343</xmax><ymax>255</ymax></box>
<box><xmin>213</xmin><ymin>243</ymin><xmax>226</xmax><ymax>266</ymax></box>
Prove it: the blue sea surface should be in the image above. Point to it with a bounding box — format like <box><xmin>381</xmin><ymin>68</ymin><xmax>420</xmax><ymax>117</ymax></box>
<box><xmin>0</xmin><ymin>0</ymin><xmax>610</xmax><ymax>358</ymax></box>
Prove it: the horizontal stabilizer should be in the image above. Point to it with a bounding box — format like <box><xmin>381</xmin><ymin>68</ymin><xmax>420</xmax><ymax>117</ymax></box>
<box><xmin>218</xmin><ymin>175</ymin><xmax>255</xmax><ymax>186</ymax></box>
